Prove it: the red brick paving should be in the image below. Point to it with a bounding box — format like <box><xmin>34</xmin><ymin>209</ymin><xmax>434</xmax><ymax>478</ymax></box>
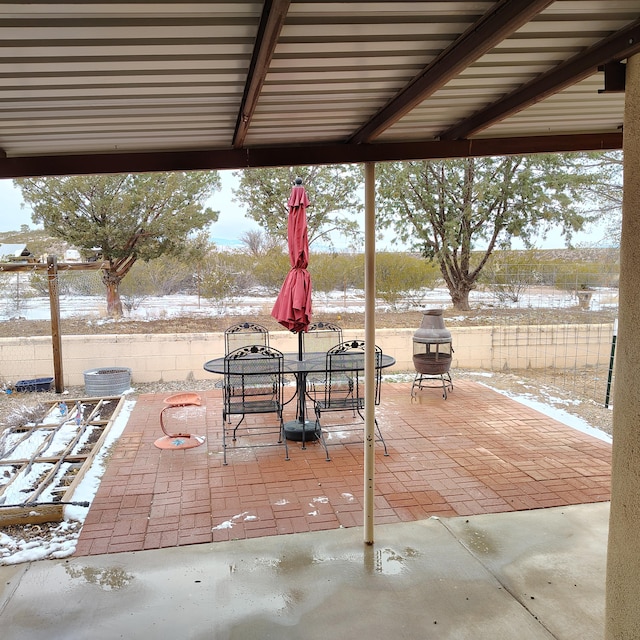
<box><xmin>74</xmin><ymin>380</ymin><xmax>611</xmax><ymax>556</ymax></box>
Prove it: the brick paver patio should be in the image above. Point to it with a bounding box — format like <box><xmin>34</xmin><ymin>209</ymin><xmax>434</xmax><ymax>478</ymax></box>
<box><xmin>74</xmin><ymin>380</ymin><xmax>611</xmax><ymax>556</ymax></box>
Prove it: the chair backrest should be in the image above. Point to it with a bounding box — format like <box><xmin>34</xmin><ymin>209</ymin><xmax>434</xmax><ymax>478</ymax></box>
<box><xmin>224</xmin><ymin>322</ymin><xmax>269</xmax><ymax>354</ymax></box>
<box><xmin>323</xmin><ymin>340</ymin><xmax>382</xmax><ymax>409</ymax></box>
<box><xmin>223</xmin><ymin>345</ymin><xmax>284</xmax><ymax>411</ymax></box>
<box><xmin>303</xmin><ymin>321</ymin><xmax>343</xmax><ymax>354</ymax></box>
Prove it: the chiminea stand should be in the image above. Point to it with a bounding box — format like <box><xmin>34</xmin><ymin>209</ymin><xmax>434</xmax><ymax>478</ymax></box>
<box><xmin>411</xmin><ymin>347</ymin><xmax>454</xmax><ymax>399</ymax></box>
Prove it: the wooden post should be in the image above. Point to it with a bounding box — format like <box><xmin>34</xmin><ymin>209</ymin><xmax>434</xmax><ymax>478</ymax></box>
<box><xmin>47</xmin><ymin>255</ymin><xmax>64</xmax><ymax>393</ymax></box>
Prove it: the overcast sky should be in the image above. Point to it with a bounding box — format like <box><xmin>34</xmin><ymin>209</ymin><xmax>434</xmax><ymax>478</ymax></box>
<box><xmin>0</xmin><ymin>171</ymin><xmax>609</xmax><ymax>250</ymax></box>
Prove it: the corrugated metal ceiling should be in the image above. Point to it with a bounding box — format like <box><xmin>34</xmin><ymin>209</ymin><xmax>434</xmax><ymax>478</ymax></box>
<box><xmin>0</xmin><ymin>0</ymin><xmax>637</xmax><ymax>177</ymax></box>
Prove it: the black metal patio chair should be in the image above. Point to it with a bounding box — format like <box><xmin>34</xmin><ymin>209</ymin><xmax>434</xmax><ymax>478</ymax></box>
<box><xmin>302</xmin><ymin>321</ymin><xmax>345</xmax><ymax>393</ymax></box>
<box><xmin>222</xmin><ymin>344</ymin><xmax>288</xmax><ymax>465</ymax></box>
<box><xmin>224</xmin><ymin>321</ymin><xmax>270</xmax><ymax>354</ymax></box>
<box><xmin>302</xmin><ymin>321</ymin><xmax>343</xmax><ymax>353</ymax></box>
<box><xmin>311</xmin><ymin>339</ymin><xmax>388</xmax><ymax>461</ymax></box>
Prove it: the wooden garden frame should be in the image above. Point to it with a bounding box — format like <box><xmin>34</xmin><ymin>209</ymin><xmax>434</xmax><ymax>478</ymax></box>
<box><xmin>0</xmin><ymin>395</ymin><xmax>125</xmax><ymax>526</ymax></box>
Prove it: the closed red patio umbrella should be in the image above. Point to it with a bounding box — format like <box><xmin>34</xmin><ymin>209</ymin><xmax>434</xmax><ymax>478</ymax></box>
<box><xmin>272</xmin><ymin>177</ymin><xmax>315</xmax><ymax>441</ymax></box>
<box><xmin>271</xmin><ymin>177</ymin><xmax>312</xmax><ymax>347</ymax></box>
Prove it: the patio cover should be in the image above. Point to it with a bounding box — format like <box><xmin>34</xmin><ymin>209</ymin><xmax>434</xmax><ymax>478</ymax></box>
<box><xmin>0</xmin><ymin>2</ymin><xmax>635</xmax><ymax>178</ymax></box>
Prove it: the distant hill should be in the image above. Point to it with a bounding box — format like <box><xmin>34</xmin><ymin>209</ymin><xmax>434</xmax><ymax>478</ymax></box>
<box><xmin>0</xmin><ymin>228</ymin><xmax>70</xmax><ymax>261</ymax></box>
<box><xmin>530</xmin><ymin>247</ymin><xmax>620</xmax><ymax>264</ymax></box>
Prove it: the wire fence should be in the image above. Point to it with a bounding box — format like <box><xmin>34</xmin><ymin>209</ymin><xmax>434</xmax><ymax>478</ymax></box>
<box><xmin>469</xmin><ymin>259</ymin><xmax>618</xmax><ymax>407</ymax></box>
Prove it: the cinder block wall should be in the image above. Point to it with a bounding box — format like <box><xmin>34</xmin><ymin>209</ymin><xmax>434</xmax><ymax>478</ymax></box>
<box><xmin>0</xmin><ymin>323</ymin><xmax>615</xmax><ymax>387</ymax></box>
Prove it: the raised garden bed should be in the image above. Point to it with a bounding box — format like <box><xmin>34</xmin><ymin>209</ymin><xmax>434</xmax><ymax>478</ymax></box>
<box><xmin>0</xmin><ymin>396</ymin><xmax>125</xmax><ymax>526</ymax></box>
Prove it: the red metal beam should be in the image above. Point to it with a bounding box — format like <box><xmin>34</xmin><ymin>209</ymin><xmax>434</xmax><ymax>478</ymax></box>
<box><xmin>0</xmin><ymin>133</ymin><xmax>622</xmax><ymax>179</ymax></box>
<box><xmin>232</xmin><ymin>0</ymin><xmax>291</xmax><ymax>148</ymax></box>
<box><xmin>348</xmin><ymin>0</ymin><xmax>554</xmax><ymax>144</ymax></box>
<box><xmin>441</xmin><ymin>19</ymin><xmax>640</xmax><ymax>140</ymax></box>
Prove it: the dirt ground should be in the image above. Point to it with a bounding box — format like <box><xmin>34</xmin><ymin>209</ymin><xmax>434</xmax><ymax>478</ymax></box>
<box><xmin>0</xmin><ymin>305</ymin><xmax>617</xmax><ymax>338</ymax></box>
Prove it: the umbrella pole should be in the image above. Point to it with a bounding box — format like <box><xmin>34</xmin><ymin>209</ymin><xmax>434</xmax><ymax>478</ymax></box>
<box><xmin>296</xmin><ymin>330</ymin><xmax>306</xmax><ymax>433</ymax></box>
<box><xmin>283</xmin><ymin>328</ymin><xmax>320</xmax><ymax>443</ymax></box>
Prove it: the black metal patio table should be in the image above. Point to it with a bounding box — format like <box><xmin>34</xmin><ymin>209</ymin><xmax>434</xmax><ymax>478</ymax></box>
<box><xmin>204</xmin><ymin>350</ymin><xmax>395</xmax><ymax>442</ymax></box>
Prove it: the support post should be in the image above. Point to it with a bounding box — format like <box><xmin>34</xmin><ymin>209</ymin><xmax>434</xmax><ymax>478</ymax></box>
<box><xmin>363</xmin><ymin>161</ymin><xmax>376</xmax><ymax>545</ymax></box>
<box><xmin>606</xmin><ymin>53</ymin><xmax>640</xmax><ymax>639</ymax></box>
<box><xmin>47</xmin><ymin>255</ymin><xmax>64</xmax><ymax>393</ymax></box>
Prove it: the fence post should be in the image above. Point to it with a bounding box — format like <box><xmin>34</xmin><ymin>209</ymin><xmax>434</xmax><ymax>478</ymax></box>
<box><xmin>47</xmin><ymin>255</ymin><xmax>64</xmax><ymax>393</ymax></box>
<box><xmin>605</xmin><ymin>318</ymin><xmax>618</xmax><ymax>408</ymax></box>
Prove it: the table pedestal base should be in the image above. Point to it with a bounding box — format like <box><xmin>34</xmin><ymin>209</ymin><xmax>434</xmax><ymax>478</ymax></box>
<box><xmin>283</xmin><ymin>419</ymin><xmax>321</xmax><ymax>442</ymax></box>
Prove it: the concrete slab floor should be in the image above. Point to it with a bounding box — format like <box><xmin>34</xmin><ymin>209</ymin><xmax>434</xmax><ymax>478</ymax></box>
<box><xmin>0</xmin><ymin>502</ymin><xmax>608</xmax><ymax>640</ymax></box>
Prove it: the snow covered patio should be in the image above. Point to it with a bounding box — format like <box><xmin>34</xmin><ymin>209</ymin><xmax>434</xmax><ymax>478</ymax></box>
<box><xmin>73</xmin><ymin>381</ymin><xmax>612</xmax><ymax>556</ymax></box>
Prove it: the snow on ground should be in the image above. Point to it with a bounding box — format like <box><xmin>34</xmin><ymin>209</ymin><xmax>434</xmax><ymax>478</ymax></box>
<box><xmin>0</xmin><ymin>285</ymin><xmax>618</xmax><ymax>322</ymax></box>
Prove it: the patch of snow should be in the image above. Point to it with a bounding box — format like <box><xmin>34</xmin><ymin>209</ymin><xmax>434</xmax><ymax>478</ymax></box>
<box><xmin>0</xmin><ymin>285</ymin><xmax>619</xmax><ymax>322</ymax></box>
<box><xmin>64</xmin><ymin>400</ymin><xmax>134</xmax><ymax>521</ymax></box>
<box><xmin>3</xmin><ymin>462</ymin><xmax>52</xmax><ymax>504</ymax></box>
<box><xmin>480</xmin><ymin>383</ymin><xmax>612</xmax><ymax>443</ymax></box>
<box><xmin>212</xmin><ymin>511</ymin><xmax>255</xmax><ymax>530</ymax></box>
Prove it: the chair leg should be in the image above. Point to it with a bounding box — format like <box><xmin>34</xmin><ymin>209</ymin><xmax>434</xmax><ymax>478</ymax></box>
<box><xmin>222</xmin><ymin>420</ymin><xmax>228</xmax><ymax>466</ymax></box>
<box><xmin>279</xmin><ymin>411</ymin><xmax>290</xmax><ymax>461</ymax></box>
<box><xmin>317</xmin><ymin>424</ymin><xmax>330</xmax><ymax>461</ymax></box>
<box><xmin>232</xmin><ymin>414</ymin><xmax>246</xmax><ymax>441</ymax></box>
<box><xmin>314</xmin><ymin>406</ymin><xmax>330</xmax><ymax>461</ymax></box>
<box><xmin>374</xmin><ymin>418</ymin><xmax>389</xmax><ymax>456</ymax></box>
